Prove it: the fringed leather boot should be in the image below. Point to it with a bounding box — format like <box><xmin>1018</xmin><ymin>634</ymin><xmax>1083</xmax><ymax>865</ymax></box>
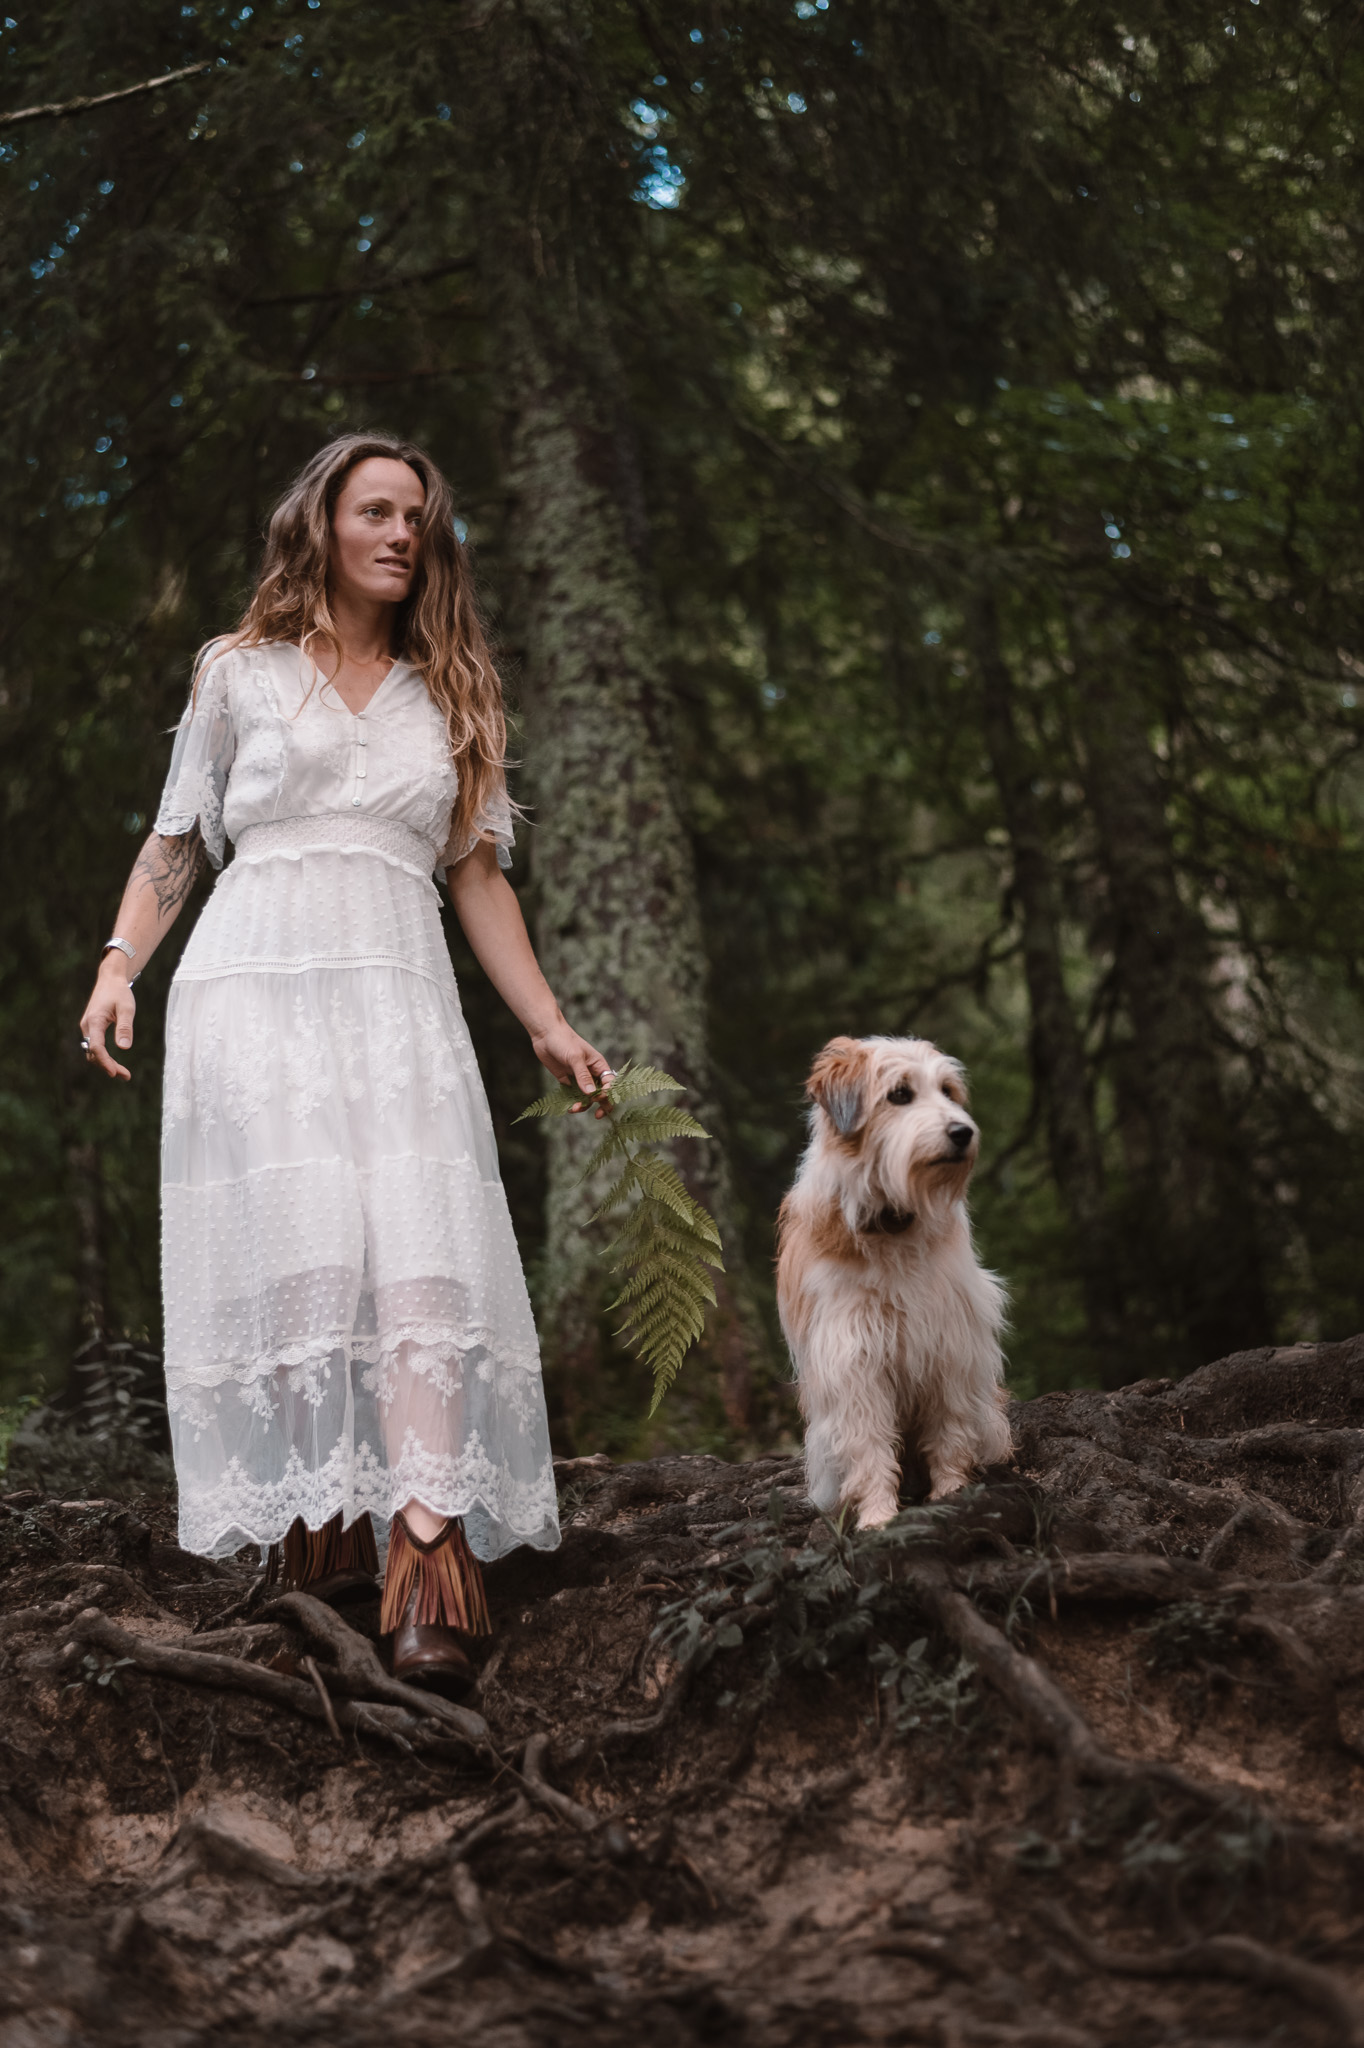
<box><xmin>266</xmin><ymin>1511</ymin><xmax>380</xmax><ymax>1608</ymax></box>
<box><xmin>380</xmin><ymin>1510</ymin><xmax>490</xmax><ymax>1697</ymax></box>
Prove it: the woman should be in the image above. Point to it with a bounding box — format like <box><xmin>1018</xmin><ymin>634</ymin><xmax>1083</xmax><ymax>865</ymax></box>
<box><xmin>78</xmin><ymin>434</ymin><xmax>611</xmax><ymax>1693</ymax></box>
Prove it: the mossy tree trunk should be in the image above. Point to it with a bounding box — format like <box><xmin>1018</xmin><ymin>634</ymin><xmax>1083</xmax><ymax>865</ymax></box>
<box><xmin>463</xmin><ymin>2</ymin><xmax>765</xmax><ymax>1443</ymax></box>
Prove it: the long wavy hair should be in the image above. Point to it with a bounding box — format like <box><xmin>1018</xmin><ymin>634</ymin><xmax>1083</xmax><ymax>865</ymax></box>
<box><xmin>202</xmin><ymin>433</ymin><xmax>508</xmax><ymax>855</ymax></box>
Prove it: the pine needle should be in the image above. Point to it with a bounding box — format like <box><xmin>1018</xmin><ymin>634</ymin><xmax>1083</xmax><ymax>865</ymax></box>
<box><xmin>515</xmin><ymin>1061</ymin><xmax>724</xmax><ymax>1413</ymax></box>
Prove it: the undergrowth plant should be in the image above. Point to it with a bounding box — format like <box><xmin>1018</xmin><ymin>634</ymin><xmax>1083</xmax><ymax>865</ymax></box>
<box><xmin>654</xmin><ymin>1488</ymin><xmax>980</xmax><ymax>1725</ymax></box>
<box><xmin>517</xmin><ymin>1062</ymin><xmax>724</xmax><ymax>1412</ymax></box>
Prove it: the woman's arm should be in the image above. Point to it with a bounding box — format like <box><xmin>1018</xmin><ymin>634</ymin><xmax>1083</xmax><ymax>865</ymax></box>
<box><xmin>447</xmin><ymin>841</ymin><xmax>614</xmax><ymax>1111</ymax></box>
<box><xmin>78</xmin><ymin>828</ymin><xmax>206</xmax><ymax>1081</ymax></box>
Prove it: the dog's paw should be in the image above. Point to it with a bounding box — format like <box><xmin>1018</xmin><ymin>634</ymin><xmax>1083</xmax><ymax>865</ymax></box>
<box><xmin>855</xmin><ymin>1495</ymin><xmax>902</xmax><ymax>1529</ymax></box>
<box><xmin>927</xmin><ymin>1474</ymin><xmax>969</xmax><ymax>1502</ymax></box>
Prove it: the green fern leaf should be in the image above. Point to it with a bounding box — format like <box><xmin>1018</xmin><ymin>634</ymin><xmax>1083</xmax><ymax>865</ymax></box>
<box><xmin>606</xmin><ymin>1206</ymin><xmax>725</xmax><ymax>1273</ymax></box>
<box><xmin>612</xmin><ymin>1262</ymin><xmax>718</xmax><ymax>1315</ymax></box>
<box><xmin>611</xmin><ymin>1259</ymin><xmax>718</xmax><ymax>1308</ymax></box>
<box><xmin>514</xmin><ymin>1082</ymin><xmax>591</xmax><ymax>1121</ymax></box>
<box><xmin>579</xmin><ymin>1106</ymin><xmax>711</xmax><ymax>1179</ymax></box>
<box><xmin>517</xmin><ymin>1062</ymin><xmax>725</xmax><ymax>1414</ymax></box>
<box><xmin>513</xmin><ymin>1058</ymin><xmax>686</xmax><ymax>1125</ymax></box>
<box><xmin>596</xmin><ymin>1062</ymin><xmax>684</xmax><ymax>1105</ymax></box>
<box><xmin>593</xmin><ymin>1161</ymin><xmax>642</xmax><ymax>1215</ymax></box>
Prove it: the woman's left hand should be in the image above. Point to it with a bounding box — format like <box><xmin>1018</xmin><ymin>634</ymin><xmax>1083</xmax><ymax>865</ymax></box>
<box><xmin>531</xmin><ymin>1018</ymin><xmax>616</xmax><ymax>1116</ymax></box>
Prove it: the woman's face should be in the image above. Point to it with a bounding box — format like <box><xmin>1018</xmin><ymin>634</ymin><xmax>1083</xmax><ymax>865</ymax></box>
<box><xmin>328</xmin><ymin>456</ymin><xmax>426</xmax><ymax>608</ymax></box>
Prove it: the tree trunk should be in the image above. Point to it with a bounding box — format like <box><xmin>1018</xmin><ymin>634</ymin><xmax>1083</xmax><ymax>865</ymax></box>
<box><xmin>968</xmin><ymin>595</ymin><xmax>1129</xmax><ymax>1377</ymax></box>
<box><xmin>1069</xmin><ymin>605</ymin><xmax>1270</xmax><ymax>1371</ymax></box>
<box><xmin>464</xmin><ymin>2</ymin><xmax>765</xmax><ymax>1442</ymax></box>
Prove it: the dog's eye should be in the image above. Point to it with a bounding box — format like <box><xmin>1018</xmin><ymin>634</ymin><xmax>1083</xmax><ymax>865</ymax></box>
<box><xmin>886</xmin><ymin>1084</ymin><xmax>915</xmax><ymax>1106</ymax></box>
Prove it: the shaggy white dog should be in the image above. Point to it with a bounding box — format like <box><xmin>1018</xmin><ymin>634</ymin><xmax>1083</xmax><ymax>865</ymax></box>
<box><xmin>776</xmin><ymin>1035</ymin><xmax>1011</xmax><ymax>1526</ymax></box>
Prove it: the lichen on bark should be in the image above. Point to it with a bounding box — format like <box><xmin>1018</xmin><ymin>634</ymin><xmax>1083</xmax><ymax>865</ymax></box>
<box><xmin>466</xmin><ymin>2</ymin><xmax>768</xmax><ymax>1444</ymax></box>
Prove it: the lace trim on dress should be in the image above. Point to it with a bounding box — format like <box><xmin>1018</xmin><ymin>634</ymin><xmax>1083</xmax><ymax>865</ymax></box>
<box><xmin>234</xmin><ymin>813</ymin><xmax>441</xmax><ymax>877</ymax></box>
<box><xmin>163</xmin><ymin>1319</ymin><xmax>542</xmax><ymax>1398</ymax></box>
<box><xmin>175</xmin><ymin>1436</ymin><xmax>561</xmax><ymax>1560</ymax></box>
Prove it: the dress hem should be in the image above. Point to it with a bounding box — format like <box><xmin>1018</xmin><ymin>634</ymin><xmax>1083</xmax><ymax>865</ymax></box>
<box><xmin>181</xmin><ymin>1503</ymin><xmax>562</xmax><ymax>1564</ymax></box>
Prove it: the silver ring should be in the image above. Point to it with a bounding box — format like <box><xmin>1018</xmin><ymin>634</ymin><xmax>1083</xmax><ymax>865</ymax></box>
<box><xmin>80</xmin><ymin>1038</ymin><xmax>90</xmax><ymax>1052</ymax></box>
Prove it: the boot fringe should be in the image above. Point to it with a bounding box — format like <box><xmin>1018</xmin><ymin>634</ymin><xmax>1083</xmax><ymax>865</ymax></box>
<box><xmin>379</xmin><ymin>1512</ymin><xmax>491</xmax><ymax>1637</ymax></box>
<box><xmin>266</xmin><ymin>1510</ymin><xmax>379</xmax><ymax>1590</ymax></box>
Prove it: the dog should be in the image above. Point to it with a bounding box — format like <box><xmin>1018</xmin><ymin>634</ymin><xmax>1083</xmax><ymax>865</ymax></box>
<box><xmin>776</xmin><ymin>1034</ymin><xmax>1011</xmax><ymax>1527</ymax></box>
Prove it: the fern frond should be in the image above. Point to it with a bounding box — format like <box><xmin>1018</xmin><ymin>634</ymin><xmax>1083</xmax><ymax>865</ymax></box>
<box><xmin>633</xmin><ymin>1153</ymin><xmax>722</xmax><ymax>1239</ymax></box>
<box><xmin>517</xmin><ymin>1062</ymin><xmax>725</xmax><ymax>1414</ymax></box>
<box><xmin>610</xmin><ymin>1257</ymin><xmax>719</xmax><ymax>1308</ymax></box>
<box><xmin>513</xmin><ymin>1058</ymin><xmax>685</xmax><ymax>1124</ymax></box>
<box><xmin>586</xmin><ymin>1150</ymin><xmax>694</xmax><ymax>1230</ymax></box>
<box><xmin>514</xmin><ymin>1082</ymin><xmax>592</xmax><ymax>1122</ymax></box>
<box><xmin>597</xmin><ymin>1062</ymin><xmax>684</xmax><ymax>1104</ymax></box>
<box><xmin>593</xmin><ymin>1160</ymin><xmax>642</xmax><ymax>1216</ymax></box>
<box><xmin>606</xmin><ymin>1202</ymin><xmax>725</xmax><ymax>1273</ymax></box>
<box><xmin>578</xmin><ymin>1106</ymin><xmax>710</xmax><ymax>1180</ymax></box>
<box><xmin>611</xmin><ymin>1265</ymin><xmax>718</xmax><ymax>1317</ymax></box>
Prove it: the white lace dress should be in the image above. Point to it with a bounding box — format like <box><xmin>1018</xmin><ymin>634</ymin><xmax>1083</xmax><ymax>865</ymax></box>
<box><xmin>153</xmin><ymin>640</ymin><xmax>559</xmax><ymax>1564</ymax></box>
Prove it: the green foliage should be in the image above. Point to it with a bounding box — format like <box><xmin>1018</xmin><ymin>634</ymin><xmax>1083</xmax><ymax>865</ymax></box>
<box><xmin>6</xmin><ymin>1341</ymin><xmax>174</xmax><ymax>1499</ymax></box>
<box><xmin>0</xmin><ymin>1397</ymin><xmax>41</xmax><ymax>1472</ymax></box>
<box><xmin>868</xmin><ymin>1635</ymin><xmax>978</xmax><ymax>1735</ymax></box>
<box><xmin>517</xmin><ymin>1064</ymin><xmax>724</xmax><ymax>1411</ymax></box>
<box><xmin>1116</xmin><ymin>1806</ymin><xmax>1281</xmax><ymax>1928</ymax></box>
<box><xmin>63</xmin><ymin>1651</ymin><xmax>135</xmax><ymax>1698</ymax></box>
<box><xmin>1137</xmin><ymin>1598</ymin><xmax>1243</xmax><ymax>1673</ymax></box>
<box><xmin>655</xmin><ymin>1488</ymin><xmax>980</xmax><ymax>1725</ymax></box>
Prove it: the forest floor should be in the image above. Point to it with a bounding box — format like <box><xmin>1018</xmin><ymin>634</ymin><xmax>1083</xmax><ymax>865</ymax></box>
<box><xmin>5</xmin><ymin>1340</ymin><xmax>1364</xmax><ymax>2047</ymax></box>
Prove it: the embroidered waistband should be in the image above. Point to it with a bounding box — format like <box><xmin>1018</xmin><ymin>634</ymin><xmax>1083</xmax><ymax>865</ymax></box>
<box><xmin>232</xmin><ymin>813</ymin><xmax>438</xmax><ymax>876</ymax></box>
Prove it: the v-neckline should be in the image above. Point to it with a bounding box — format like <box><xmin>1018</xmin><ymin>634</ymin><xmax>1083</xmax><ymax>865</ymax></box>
<box><xmin>306</xmin><ymin>650</ymin><xmax>406</xmax><ymax>719</ymax></box>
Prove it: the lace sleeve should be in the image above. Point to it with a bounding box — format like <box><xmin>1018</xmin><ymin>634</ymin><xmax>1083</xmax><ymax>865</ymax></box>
<box><xmin>439</xmin><ymin>773</ymin><xmax>515</xmax><ymax>874</ymax></box>
<box><xmin>153</xmin><ymin>646</ymin><xmax>237</xmax><ymax>869</ymax></box>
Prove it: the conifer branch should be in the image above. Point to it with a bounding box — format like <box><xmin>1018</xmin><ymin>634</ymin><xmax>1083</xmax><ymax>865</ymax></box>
<box><xmin>516</xmin><ymin>1062</ymin><xmax>724</xmax><ymax>1412</ymax></box>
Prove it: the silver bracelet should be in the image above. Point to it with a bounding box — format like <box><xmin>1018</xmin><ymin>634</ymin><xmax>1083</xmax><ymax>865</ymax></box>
<box><xmin>101</xmin><ymin>936</ymin><xmax>140</xmax><ymax>986</ymax></box>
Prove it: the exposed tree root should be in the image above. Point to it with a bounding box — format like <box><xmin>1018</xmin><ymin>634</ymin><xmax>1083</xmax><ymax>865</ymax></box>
<box><xmin>3</xmin><ymin>1336</ymin><xmax>1364</xmax><ymax>2044</ymax></box>
<box><xmin>68</xmin><ymin>1607</ymin><xmax>484</xmax><ymax>1758</ymax></box>
<box><xmin>1041</xmin><ymin>1900</ymin><xmax>1364</xmax><ymax>2047</ymax></box>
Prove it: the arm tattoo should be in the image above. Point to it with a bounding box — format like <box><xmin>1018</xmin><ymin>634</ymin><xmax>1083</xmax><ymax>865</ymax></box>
<box><xmin>132</xmin><ymin>827</ymin><xmax>206</xmax><ymax>917</ymax></box>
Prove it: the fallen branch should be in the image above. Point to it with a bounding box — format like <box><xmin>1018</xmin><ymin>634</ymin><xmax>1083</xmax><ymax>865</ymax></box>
<box><xmin>0</xmin><ymin>62</ymin><xmax>211</xmax><ymax>130</ymax></box>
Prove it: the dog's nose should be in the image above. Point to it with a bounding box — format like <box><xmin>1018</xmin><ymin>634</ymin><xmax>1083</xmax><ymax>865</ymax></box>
<box><xmin>946</xmin><ymin>1123</ymin><xmax>975</xmax><ymax>1151</ymax></box>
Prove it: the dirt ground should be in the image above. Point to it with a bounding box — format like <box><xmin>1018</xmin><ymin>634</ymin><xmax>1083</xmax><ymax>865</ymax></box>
<box><xmin>5</xmin><ymin>1337</ymin><xmax>1364</xmax><ymax>2047</ymax></box>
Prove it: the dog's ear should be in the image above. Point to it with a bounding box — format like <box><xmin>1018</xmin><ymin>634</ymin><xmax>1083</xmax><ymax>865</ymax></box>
<box><xmin>807</xmin><ymin>1037</ymin><xmax>869</xmax><ymax>1139</ymax></box>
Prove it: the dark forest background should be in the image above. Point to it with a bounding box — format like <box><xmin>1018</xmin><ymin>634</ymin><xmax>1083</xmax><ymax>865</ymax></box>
<box><xmin>2</xmin><ymin>0</ymin><xmax>1362</xmax><ymax>1459</ymax></box>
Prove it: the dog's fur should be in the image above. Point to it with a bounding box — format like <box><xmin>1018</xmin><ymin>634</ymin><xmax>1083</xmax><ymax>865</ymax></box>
<box><xmin>776</xmin><ymin>1035</ymin><xmax>1011</xmax><ymax>1526</ymax></box>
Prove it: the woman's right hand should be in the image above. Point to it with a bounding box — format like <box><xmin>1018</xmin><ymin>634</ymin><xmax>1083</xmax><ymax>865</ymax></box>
<box><xmin>80</xmin><ymin>959</ymin><xmax>136</xmax><ymax>1082</ymax></box>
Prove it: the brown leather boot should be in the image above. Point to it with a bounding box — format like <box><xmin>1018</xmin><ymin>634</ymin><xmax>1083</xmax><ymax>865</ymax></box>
<box><xmin>266</xmin><ymin>1511</ymin><xmax>380</xmax><ymax>1608</ymax></box>
<box><xmin>381</xmin><ymin>1511</ymin><xmax>490</xmax><ymax>1699</ymax></box>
